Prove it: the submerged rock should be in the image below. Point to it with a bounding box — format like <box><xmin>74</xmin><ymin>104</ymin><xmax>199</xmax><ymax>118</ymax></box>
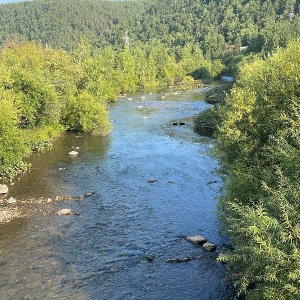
<box><xmin>167</xmin><ymin>257</ymin><xmax>192</xmax><ymax>263</ymax></box>
<box><xmin>186</xmin><ymin>235</ymin><xmax>207</xmax><ymax>245</ymax></box>
<box><xmin>57</xmin><ymin>208</ymin><xmax>79</xmax><ymax>216</ymax></box>
<box><xmin>148</xmin><ymin>179</ymin><xmax>158</xmax><ymax>183</ymax></box>
<box><xmin>0</xmin><ymin>184</ymin><xmax>8</xmax><ymax>194</ymax></box>
<box><xmin>145</xmin><ymin>255</ymin><xmax>155</xmax><ymax>262</ymax></box>
<box><xmin>0</xmin><ymin>208</ymin><xmax>19</xmax><ymax>223</ymax></box>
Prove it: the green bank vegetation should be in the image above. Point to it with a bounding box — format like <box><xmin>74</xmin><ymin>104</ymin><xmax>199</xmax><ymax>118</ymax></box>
<box><xmin>0</xmin><ymin>40</ymin><xmax>111</xmax><ymax>180</ymax></box>
<box><xmin>215</xmin><ymin>39</ymin><xmax>300</xmax><ymax>299</ymax></box>
<box><xmin>194</xmin><ymin>84</ymin><xmax>233</xmax><ymax>136</ymax></box>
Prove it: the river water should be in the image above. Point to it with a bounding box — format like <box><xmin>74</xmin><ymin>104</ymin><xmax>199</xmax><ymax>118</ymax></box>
<box><xmin>0</xmin><ymin>89</ymin><xmax>234</xmax><ymax>299</ymax></box>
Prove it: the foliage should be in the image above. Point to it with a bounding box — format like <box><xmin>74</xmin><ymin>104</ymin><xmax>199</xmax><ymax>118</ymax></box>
<box><xmin>0</xmin><ymin>0</ymin><xmax>299</xmax><ymax>61</ymax></box>
<box><xmin>193</xmin><ymin>106</ymin><xmax>222</xmax><ymax>137</ymax></box>
<box><xmin>204</xmin><ymin>84</ymin><xmax>233</xmax><ymax>105</ymax></box>
<box><xmin>0</xmin><ymin>91</ymin><xmax>30</xmax><ymax>181</ymax></box>
<box><xmin>63</xmin><ymin>92</ymin><xmax>111</xmax><ymax>136</ymax></box>
<box><xmin>216</xmin><ymin>39</ymin><xmax>300</xmax><ymax>299</ymax></box>
<box><xmin>0</xmin><ymin>40</ymin><xmax>112</xmax><ymax>180</ymax></box>
<box><xmin>173</xmin><ymin>76</ymin><xmax>202</xmax><ymax>93</ymax></box>
<box><xmin>193</xmin><ymin>84</ymin><xmax>233</xmax><ymax>136</ymax></box>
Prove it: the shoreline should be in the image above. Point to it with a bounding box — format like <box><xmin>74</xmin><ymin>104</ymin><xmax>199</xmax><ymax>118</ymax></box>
<box><xmin>0</xmin><ymin>192</ymin><xmax>95</xmax><ymax>225</ymax></box>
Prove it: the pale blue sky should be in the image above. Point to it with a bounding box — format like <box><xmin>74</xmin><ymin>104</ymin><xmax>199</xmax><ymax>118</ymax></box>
<box><xmin>0</xmin><ymin>0</ymin><xmax>29</xmax><ymax>3</ymax></box>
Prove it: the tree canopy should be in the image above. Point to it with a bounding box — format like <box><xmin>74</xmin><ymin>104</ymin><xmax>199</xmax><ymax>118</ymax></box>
<box><xmin>0</xmin><ymin>0</ymin><xmax>299</xmax><ymax>58</ymax></box>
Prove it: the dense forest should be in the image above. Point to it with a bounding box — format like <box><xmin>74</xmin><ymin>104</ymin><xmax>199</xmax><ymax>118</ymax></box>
<box><xmin>0</xmin><ymin>0</ymin><xmax>299</xmax><ymax>58</ymax></box>
<box><xmin>0</xmin><ymin>0</ymin><xmax>300</xmax><ymax>299</ymax></box>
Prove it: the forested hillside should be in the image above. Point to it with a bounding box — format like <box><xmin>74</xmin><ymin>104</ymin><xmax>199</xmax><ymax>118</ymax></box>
<box><xmin>0</xmin><ymin>0</ymin><xmax>299</xmax><ymax>58</ymax></box>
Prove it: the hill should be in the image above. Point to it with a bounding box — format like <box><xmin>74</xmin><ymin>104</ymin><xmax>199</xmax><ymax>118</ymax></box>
<box><xmin>0</xmin><ymin>0</ymin><xmax>299</xmax><ymax>58</ymax></box>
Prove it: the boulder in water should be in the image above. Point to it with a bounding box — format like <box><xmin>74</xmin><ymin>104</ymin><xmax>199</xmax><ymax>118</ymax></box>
<box><xmin>203</xmin><ymin>242</ymin><xmax>217</xmax><ymax>252</ymax></box>
<box><xmin>186</xmin><ymin>235</ymin><xmax>207</xmax><ymax>245</ymax></box>
<box><xmin>148</xmin><ymin>179</ymin><xmax>158</xmax><ymax>183</ymax></box>
<box><xmin>58</xmin><ymin>208</ymin><xmax>72</xmax><ymax>215</ymax></box>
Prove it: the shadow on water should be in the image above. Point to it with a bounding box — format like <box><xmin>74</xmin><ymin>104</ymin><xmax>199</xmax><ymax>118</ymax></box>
<box><xmin>0</xmin><ymin>89</ymin><xmax>236</xmax><ymax>299</ymax></box>
<box><xmin>9</xmin><ymin>133</ymin><xmax>111</xmax><ymax>198</ymax></box>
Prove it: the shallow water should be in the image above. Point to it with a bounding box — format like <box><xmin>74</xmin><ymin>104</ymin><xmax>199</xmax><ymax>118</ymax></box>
<box><xmin>0</xmin><ymin>90</ymin><xmax>234</xmax><ymax>299</ymax></box>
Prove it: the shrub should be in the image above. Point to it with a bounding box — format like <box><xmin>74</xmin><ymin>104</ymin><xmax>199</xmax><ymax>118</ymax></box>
<box><xmin>216</xmin><ymin>39</ymin><xmax>300</xmax><ymax>298</ymax></box>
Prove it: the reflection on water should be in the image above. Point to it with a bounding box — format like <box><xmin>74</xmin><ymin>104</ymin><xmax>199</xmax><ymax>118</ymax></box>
<box><xmin>10</xmin><ymin>132</ymin><xmax>111</xmax><ymax>198</ymax></box>
<box><xmin>0</xmin><ymin>90</ymin><xmax>234</xmax><ymax>299</ymax></box>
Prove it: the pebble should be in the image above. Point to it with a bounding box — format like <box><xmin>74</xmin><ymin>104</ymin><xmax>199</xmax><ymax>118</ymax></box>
<box><xmin>6</xmin><ymin>197</ymin><xmax>17</xmax><ymax>204</ymax></box>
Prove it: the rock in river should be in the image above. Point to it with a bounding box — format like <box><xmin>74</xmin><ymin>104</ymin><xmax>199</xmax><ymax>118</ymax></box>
<box><xmin>186</xmin><ymin>235</ymin><xmax>207</xmax><ymax>245</ymax></box>
<box><xmin>203</xmin><ymin>242</ymin><xmax>217</xmax><ymax>252</ymax></box>
<box><xmin>148</xmin><ymin>179</ymin><xmax>158</xmax><ymax>183</ymax></box>
<box><xmin>0</xmin><ymin>184</ymin><xmax>8</xmax><ymax>194</ymax></box>
<box><xmin>58</xmin><ymin>208</ymin><xmax>79</xmax><ymax>216</ymax></box>
<box><xmin>6</xmin><ymin>197</ymin><xmax>17</xmax><ymax>204</ymax></box>
<box><xmin>69</xmin><ymin>151</ymin><xmax>79</xmax><ymax>156</ymax></box>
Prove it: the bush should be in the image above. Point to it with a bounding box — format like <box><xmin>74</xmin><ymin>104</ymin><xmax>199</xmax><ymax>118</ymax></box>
<box><xmin>204</xmin><ymin>84</ymin><xmax>233</xmax><ymax>105</ymax></box>
<box><xmin>193</xmin><ymin>84</ymin><xmax>233</xmax><ymax>136</ymax></box>
<box><xmin>63</xmin><ymin>92</ymin><xmax>111</xmax><ymax>136</ymax></box>
<box><xmin>216</xmin><ymin>39</ymin><xmax>300</xmax><ymax>299</ymax></box>
<box><xmin>0</xmin><ymin>94</ymin><xmax>30</xmax><ymax>180</ymax></box>
<box><xmin>193</xmin><ymin>106</ymin><xmax>222</xmax><ymax>137</ymax></box>
<box><xmin>0</xmin><ymin>40</ymin><xmax>111</xmax><ymax>180</ymax></box>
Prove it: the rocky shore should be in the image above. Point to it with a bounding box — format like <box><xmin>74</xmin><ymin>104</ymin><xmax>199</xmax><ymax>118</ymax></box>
<box><xmin>0</xmin><ymin>183</ymin><xmax>95</xmax><ymax>224</ymax></box>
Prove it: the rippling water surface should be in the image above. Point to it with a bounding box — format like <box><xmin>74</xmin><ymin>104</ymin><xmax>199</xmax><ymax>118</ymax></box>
<box><xmin>0</xmin><ymin>90</ymin><xmax>234</xmax><ymax>299</ymax></box>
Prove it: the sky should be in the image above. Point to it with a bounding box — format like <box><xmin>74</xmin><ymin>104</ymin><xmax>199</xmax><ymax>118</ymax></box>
<box><xmin>0</xmin><ymin>0</ymin><xmax>30</xmax><ymax>3</ymax></box>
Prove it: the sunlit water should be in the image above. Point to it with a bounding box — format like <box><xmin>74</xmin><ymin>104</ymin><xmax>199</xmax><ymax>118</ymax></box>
<box><xmin>0</xmin><ymin>90</ymin><xmax>235</xmax><ymax>299</ymax></box>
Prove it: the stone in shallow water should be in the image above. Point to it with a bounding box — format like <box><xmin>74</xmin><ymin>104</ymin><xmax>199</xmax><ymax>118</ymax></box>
<box><xmin>6</xmin><ymin>197</ymin><xmax>17</xmax><ymax>204</ymax></box>
<box><xmin>148</xmin><ymin>179</ymin><xmax>158</xmax><ymax>183</ymax></box>
<box><xmin>58</xmin><ymin>209</ymin><xmax>73</xmax><ymax>216</ymax></box>
<box><xmin>203</xmin><ymin>242</ymin><xmax>217</xmax><ymax>252</ymax></box>
<box><xmin>68</xmin><ymin>151</ymin><xmax>79</xmax><ymax>156</ymax></box>
<box><xmin>186</xmin><ymin>235</ymin><xmax>207</xmax><ymax>244</ymax></box>
<box><xmin>0</xmin><ymin>184</ymin><xmax>8</xmax><ymax>194</ymax></box>
<box><xmin>58</xmin><ymin>208</ymin><xmax>79</xmax><ymax>216</ymax></box>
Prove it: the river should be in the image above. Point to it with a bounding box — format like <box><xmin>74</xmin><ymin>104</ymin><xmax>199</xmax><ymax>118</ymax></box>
<box><xmin>0</xmin><ymin>89</ymin><xmax>235</xmax><ymax>299</ymax></box>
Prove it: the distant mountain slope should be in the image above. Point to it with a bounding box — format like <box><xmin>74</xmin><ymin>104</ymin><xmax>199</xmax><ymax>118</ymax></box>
<box><xmin>0</xmin><ymin>0</ymin><xmax>299</xmax><ymax>56</ymax></box>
